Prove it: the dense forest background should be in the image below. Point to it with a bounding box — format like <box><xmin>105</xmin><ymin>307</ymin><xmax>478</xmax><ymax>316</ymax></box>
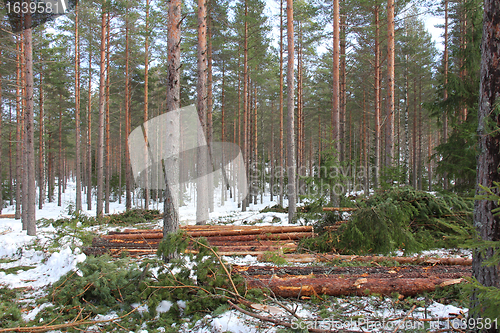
<box><xmin>0</xmin><ymin>0</ymin><xmax>482</xmax><ymax>217</ymax></box>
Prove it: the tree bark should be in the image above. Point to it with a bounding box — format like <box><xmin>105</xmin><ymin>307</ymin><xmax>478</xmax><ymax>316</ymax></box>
<box><xmin>279</xmin><ymin>0</ymin><xmax>284</xmax><ymax>208</ymax></box>
<box><xmin>105</xmin><ymin>12</ymin><xmax>111</xmax><ymax>214</ymax></box>
<box><xmin>23</xmin><ymin>9</ymin><xmax>36</xmax><ymax>235</ymax></box>
<box><xmin>15</xmin><ymin>36</ymin><xmax>21</xmax><ymax>220</ymax></box>
<box><xmin>385</xmin><ymin>0</ymin><xmax>395</xmax><ymax>169</ymax></box>
<box><xmin>75</xmin><ymin>2</ymin><xmax>82</xmax><ymax>212</ymax></box>
<box><xmin>242</xmin><ymin>0</ymin><xmax>249</xmax><ymax>212</ymax></box>
<box><xmin>164</xmin><ymin>0</ymin><xmax>181</xmax><ymax>236</ymax></box>
<box><xmin>0</xmin><ymin>48</ymin><xmax>2</xmax><ymax>214</ymax></box>
<box><xmin>246</xmin><ymin>276</ymin><xmax>465</xmax><ymax>298</ymax></box>
<box><xmin>472</xmin><ymin>0</ymin><xmax>500</xmax><ymax>327</ymax></box>
<box><xmin>196</xmin><ymin>0</ymin><xmax>209</xmax><ymax>225</ymax></box>
<box><xmin>96</xmin><ymin>7</ymin><xmax>107</xmax><ymax>217</ymax></box>
<box><xmin>125</xmin><ymin>3</ymin><xmax>132</xmax><ymax>210</ymax></box>
<box><xmin>286</xmin><ymin>0</ymin><xmax>296</xmax><ymax>222</ymax></box>
<box><xmin>442</xmin><ymin>0</ymin><xmax>449</xmax><ymax>190</ymax></box>
<box><xmin>332</xmin><ymin>0</ymin><xmax>340</xmax><ymax>152</ymax></box>
<box><xmin>87</xmin><ymin>50</ymin><xmax>92</xmax><ymax>210</ymax></box>
<box><xmin>374</xmin><ymin>5</ymin><xmax>380</xmax><ymax>188</ymax></box>
<box><xmin>143</xmin><ymin>0</ymin><xmax>150</xmax><ymax>211</ymax></box>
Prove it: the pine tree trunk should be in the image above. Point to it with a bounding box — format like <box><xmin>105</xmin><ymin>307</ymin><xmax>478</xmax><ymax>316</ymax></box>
<box><xmin>87</xmin><ymin>50</ymin><xmax>92</xmax><ymax>210</ymax></box>
<box><xmin>340</xmin><ymin>7</ymin><xmax>346</xmax><ymax>162</ymax></box>
<box><xmin>332</xmin><ymin>0</ymin><xmax>340</xmax><ymax>152</ymax></box>
<box><xmin>374</xmin><ymin>5</ymin><xmax>380</xmax><ymax>188</ymax></box>
<box><xmin>58</xmin><ymin>96</ymin><xmax>62</xmax><ymax>207</ymax></box>
<box><xmin>15</xmin><ymin>36</ymin><xmax>21</xmax><ymax>220</ymax></box>
<box><xmin>75</xmin><ymin>2</ymin><xmax>82</xmax><ymax>212</ymax></box>
<box><xmin>385</xmin><ymin>0</ymin><xmax>395</xmax><ymax>169</ymax></box>
<box><xmin>23</xmin><ymin>10</ymin><xmax>36</xmax><ymax>235</ymax></box>
<box><xmin>472</xmin><ymin>0</ymin><xmax>500</xmax><ymax>326</ymax></box>
<box><xmin>143</xmin><ymin>0</ymin><xmax>150</xmax><ymax>211</ymax></box>
<box><xmin>207</xmin><ymin>15</ymin><xmax>214</xmax><ymax>212</ymax></box>
<box><xmin>21</xmin><ymin>33</ymin><xmax>28</xmax><ymax>227</ymax></box>
<box><xmin>279</xmin><ymin>0</ymin><xmax>284</xmax><ymax>208</ymax></box>
<box><xmin>443</xmin><ymin>0</ymin><xmax>449</xmax><ymax>190</ymax></box>
<box><xmin>96</xmin><ymin>7</ymin><xmax>107</xmax><ymax>217</ymax></box>
<box><xmin>0</xmin><ymin>48</ymin><xmax>3</xmax><ymax>214</ymax></box>
<box><xmin>286</xmin><ymin>0</ymin><xmax>296</xmax><ymax>223</ymax></box>
<box><xmin>105</xmin><ymin>12</ymin><xmax>111</xmax><ymax>214</ymax></box>
<box><xmin>125</xmin><ymin>4</ymin><xmax>132</xmax><ymax>211</ymax></box>
<box><xmin>164</xmin><ymin>0</ymin><xmax>181</xmax><ymax>235</ymax></box>
<box><xmin>242</xmin><ymin>0</ymin><xmax>248</xmax><ymax>212</ymax></box>
<box><xmin>412</xmin><ymin>77</ymin><xmax>417</xmax><ymax>188</ymax></box>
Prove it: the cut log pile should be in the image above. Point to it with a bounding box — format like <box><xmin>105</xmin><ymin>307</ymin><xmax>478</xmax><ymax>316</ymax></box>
<box><xmin>84</xmin><ymin>225</ymin><xmax>314</xmax><ymax>257</ymax></box>
<box><xmin>235</xmin><ymin>264</ymin><xmax>471</xmax><ymax>297</ymax></box>
<box><xmin>257</xmin><ymin>253</ymin><xmax>473</xmax><ymax>266</ymax></box>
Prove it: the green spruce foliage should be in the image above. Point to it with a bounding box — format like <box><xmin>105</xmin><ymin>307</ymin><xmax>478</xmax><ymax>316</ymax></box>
<box><xmin>303</xmin><ymin>187</ymin><xmax>473</xmax><ymax>255</ymax></box>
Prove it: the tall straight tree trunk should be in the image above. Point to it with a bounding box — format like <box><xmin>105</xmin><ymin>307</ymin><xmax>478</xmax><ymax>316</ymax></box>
<box><xmin>279</xmin><ymin>0</ymin><xmax>284</xmax><ymax>208</ymax></box>
<box><xmin>15</xmin><ymin>37</ymin><xmax>21</xmax><ymax>219</ymax></box>
<box><xmin>286</xmin><ymin>0</ymin><xmax>296</xmax><ymax>223</ymax></box>
<box><xmin>23</xmin><ymin>9</ymin><xmax>36</xmax><ymax>235</ymax></box>
<box><xmin>242</xmin><ymin>0</ymin><xmax>248</xmax><ymax>212</ymax></box>
<box><xmin>332</xmin><ymin>0</ymin><xmax>340</xmax><ymax>152</ymax></box>
<box><xmin>21</xmin><ymin>33</ymin><xmax>28</xmax><ymax>227</ymax></box>
<box><xmin>118</xmin><ymin>106</ymin><xmax>122</xmax><ymax>204</ymax></box>
<box><xmin>75</xmin><ymin>2</ymin><xmax>82</xmax><ymax>212</ymax></box>
<box><xmin>472</xmin><ymin>0</ymin><xmax>500</xmax><ymax>326</ymax></box>
<box><xmin>58</xmin><ymin>96</ymin><xmax>62</xmax><ymax>207</ymax></box>
<box><xmin>443</xmin><ymin>0</ymin><xmax>449</xmax><ymax>190</ymax></box>
<box><xmin>207</xmin><ymin>14</ymin><xmax>214</xmax><ymax>212</ymax></box>
<box><xmin>412</xmin><ymin>77</ymin><xmax>417</xmax><ymax>188</ymax></box>
<box><xmin>125</xmin><ymin>3</ymin><xmax>132</xmax><ymax>210</ymax></box>
<box><xmin>0</xmin><ymin>48</ymin><xmax>2</xmax><ymax>214</ymax></box>
<box><xmin>143</xmin><ymin>0</ymin><xmax>150</xmax><ymax>211</ymax></box>
<box><xmin>386</xmin><ymin>0</ymin><xmax>395</xmax><ymax>169</ymax></box>
<box><xmin>87</xmin><ymin>51</ymin><xmax>92</xmax><ymax>210</ymax></box>
<box><xmin>340</xmin><ymin>9</ymin><xmax>346</xmax><ymax>162</ymax></box>
<box><xmin>96</xmin><ymin>7</ymin><xmax>107</xmax><ymax>217</ymax></box>
<box><xmin>196</xmin><ymin>0</ymin><xmax>209</xmax><ymax>224</ymax></box>
<box><xmin>105</xmin><ymin>12</ymin><xmax>111</xmax><ymax>214</ymax></box>
<box><xmin>164</xmin><ymin>0</ymin><xmax>181</xmax><ymax>236</ymax></box>
<box><xmin>9</xmin><ymin>106</ymin><xmax>13</xmax><ymax>206</ymax></box>
<box><xmin>374</xmin><ymin>5</ymin><xmax>380</xmax><ymax>188</ymax></box>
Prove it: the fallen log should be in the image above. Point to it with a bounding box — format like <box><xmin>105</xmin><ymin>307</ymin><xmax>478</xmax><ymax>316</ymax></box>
<box><xmin>188</xmin><ymin>225</ymin><xmax>313</xmax><ymax>238</ymax></box>
<box><xmin>322</xmin><ymin>207</ymin><xmax>357</xmax><ymax>212</ymax></box>
<box><xmin>205</xmin><ymin>240</ymin><xmax>297</xmax><ymax>248</ymax></box>
<box><xmin>101</xmin><ymin>232</ymin><xmax>164</xmax><ymax>240</ymax></box>
<box><xmin>0</xmin><ymin>214</ymin><xmax>16</xmax><ymax>218</ymax></box>
<box><xmin>258</xmin><ymin>253</ymin><xmax>473</xmax><ymax>266</ymax></box>
<box><xmin>245</xmin><ymin>276</ymin><xmax>465</xmax><ymax>297</ymax></box>
<box><xmin>234</xmin><ymin>265</ymin><xmax>471</xmax><ymax>280</ymax></box>
<box><xmin>205</xmin><ymin>233</ymin><xmax>311</xmax><ymax>242</ymax></box>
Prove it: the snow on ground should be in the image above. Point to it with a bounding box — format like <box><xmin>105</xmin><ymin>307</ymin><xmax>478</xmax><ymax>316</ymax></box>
<box><xmin>0</xmin><ymin>180</ymin><xmax>471</xmax><ymax>332</ymax></box>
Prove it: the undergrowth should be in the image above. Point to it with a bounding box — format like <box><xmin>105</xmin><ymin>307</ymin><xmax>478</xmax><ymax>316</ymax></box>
<box><xmin>26</xmin><ymin>231</ymin><xmax>264</xmax><ymax>331</ymax></box>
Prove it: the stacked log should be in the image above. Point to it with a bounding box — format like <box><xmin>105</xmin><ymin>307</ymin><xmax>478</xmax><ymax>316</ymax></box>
<box><xmin>257</xmin><ymin>253</ymin><xmax>473</xmax><ymax>266</ymax></box>
<box><xmin>85</xmin><ymin>225</ymin><xmax>314</xmax><ymax>257</ymax></box>
<box><xmin>235</xmin><ymin>264</ymin><xmax>471</xmax><ymax>297</ymax></box>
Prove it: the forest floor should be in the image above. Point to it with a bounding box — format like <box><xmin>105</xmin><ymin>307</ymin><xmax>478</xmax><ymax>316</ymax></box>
<box><xmin>0</xmin><ymin>182</ymin><xmax>473</xmax><ymax>332</ymax></box>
